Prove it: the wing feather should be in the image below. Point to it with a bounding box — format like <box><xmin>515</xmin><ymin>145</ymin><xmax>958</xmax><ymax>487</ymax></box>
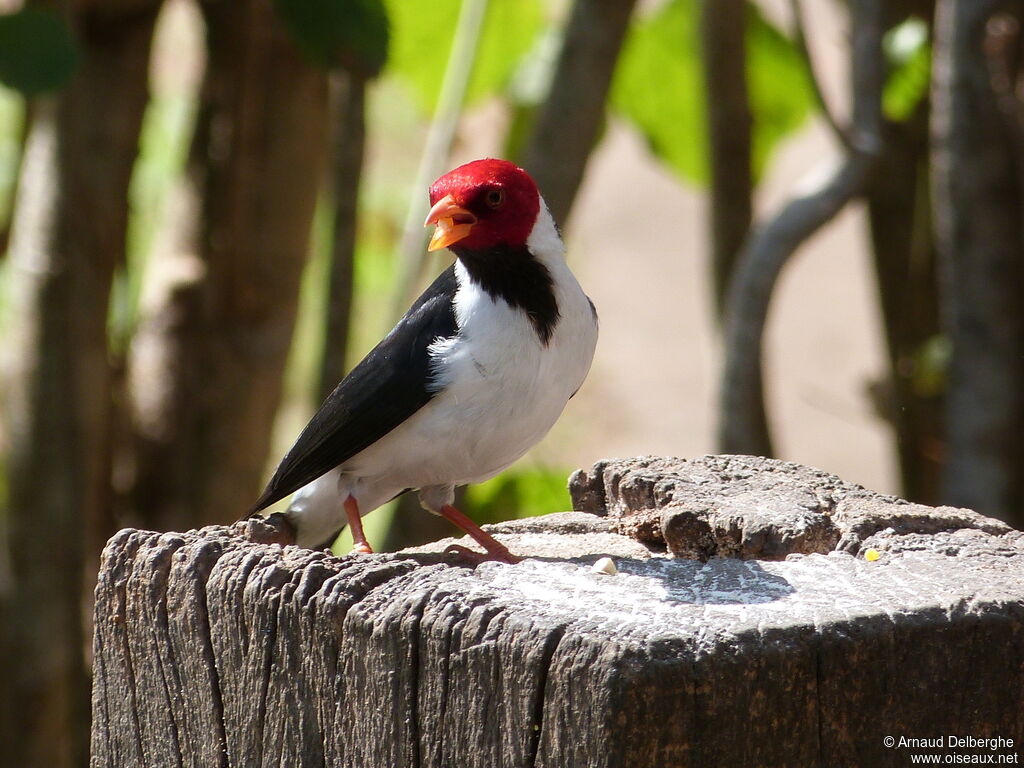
<box><xmin>248</xmin><ymin>266</ymin><xmax>459</xmax><ymax>513</ymax></box>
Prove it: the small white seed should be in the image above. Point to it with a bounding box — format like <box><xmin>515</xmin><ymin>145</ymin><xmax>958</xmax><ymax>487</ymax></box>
<box><xmin>591</xmin><ymin>556</ymin><xmax>618</xmax><ymax>575</ymax></box>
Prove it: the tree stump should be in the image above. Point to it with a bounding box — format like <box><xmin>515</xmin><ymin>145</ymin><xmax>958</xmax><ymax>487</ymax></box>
<box><xmin>91</xmin><ymin>455</ymin><xmax>1024</xmax><ymax>767</ymax></box>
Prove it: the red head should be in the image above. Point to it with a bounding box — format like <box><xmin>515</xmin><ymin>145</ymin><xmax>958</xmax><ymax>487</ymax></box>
<box><xmin>424</xmin><ymin>159</ymin><xmax>540</xmax><ymax>252</ymax></box>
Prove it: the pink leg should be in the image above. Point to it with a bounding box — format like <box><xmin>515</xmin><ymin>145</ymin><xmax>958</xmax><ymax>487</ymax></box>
<box><xmin>344</xmin><ymin>496</ymin><xmax>374</xmax><ymax>554</ymax></box>
<box><xmin>438</xmin><ymin>504</ymin><xmax>520</xmax><ymax>564</ymax></box>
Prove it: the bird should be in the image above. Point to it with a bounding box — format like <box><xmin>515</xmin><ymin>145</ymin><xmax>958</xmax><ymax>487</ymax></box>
<box><xmin>245</xmin><ymin>158</ymin><xmax>598</xmax><ymax>564</ymax></box>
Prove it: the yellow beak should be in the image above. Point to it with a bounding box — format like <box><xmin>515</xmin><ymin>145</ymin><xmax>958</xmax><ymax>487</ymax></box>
<box><xmin>424</xmin><ymin>194</ymin><xmax>477</xmax><ymax>252</ymax></box>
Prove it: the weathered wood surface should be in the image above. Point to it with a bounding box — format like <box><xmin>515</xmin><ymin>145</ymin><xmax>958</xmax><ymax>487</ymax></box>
<box><xmin>91</xmin><ymin>456</ymin><xmax>1024</xmax><ymax>767</ymax></box>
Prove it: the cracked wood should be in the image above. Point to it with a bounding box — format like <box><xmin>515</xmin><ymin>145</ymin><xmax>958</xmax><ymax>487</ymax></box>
<box><xmin>91</xmin><ymin>457</ymin><xmax>1024</xmax><ymax>767</ymax></box>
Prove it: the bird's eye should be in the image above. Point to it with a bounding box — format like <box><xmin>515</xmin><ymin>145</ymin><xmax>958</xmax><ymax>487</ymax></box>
<box><xmin>485</xmin><ymin>188</ymin><xmax>505</xmax><ymax>209</ymax></box>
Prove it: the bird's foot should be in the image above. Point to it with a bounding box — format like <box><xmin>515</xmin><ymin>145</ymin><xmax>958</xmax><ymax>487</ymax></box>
<box><xmin>444</xmin><ymin>543</ymin><xmax>521</xmax><ymax>566</ymax></box>
<box><xmin>343</xmin><ymin>496</ymin><xmax>376</xmax><ymax>556</ymax></box>
<box><xmin>241</xmin><ymin>512</ymin><xmax>296</xmax><ymax>547</ymax></box>
<box><xmin>435</xmin><ymin>503</ymin><xmax>522</xmax><ymax>565</ymax></box>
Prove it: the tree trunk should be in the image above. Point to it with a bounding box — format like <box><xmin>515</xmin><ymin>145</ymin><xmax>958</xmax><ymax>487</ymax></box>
<box><xmin>699</xmin><ymin>0</ymin><xmax>752</xmax><ymax>319</ymax></box>
<box><xmin>866</xmin><ymin>111</ymin><xmax>944</xmax><ymax>505</ymax></box>
<box><xmin>128</xmin><ymin>0</ymin><xmax>329</xmax><ymax>531</ymax></box>
<box><xmin>931</xmin><ymin>0</ymin><xmax>1024</xmax><ymax>526</ymax></box>
<box><xmin>0</xmin><ymin>2</ymin><xmax>161</xmax><ymax>764</ymax></box>
<box><xmin>521</xmin><ymin>0</ymin><xmax>638</xmax><ymax>228</ymax></box>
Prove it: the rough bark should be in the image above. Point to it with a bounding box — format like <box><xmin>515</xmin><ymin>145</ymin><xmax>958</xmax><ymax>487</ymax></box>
<box><xmin>931</xmin><ymin>0</ymin><xmax>1024</xmax><ymax>527</ymax></box>
<box><xmin>128</xmin><ymin>0</ymin><xmax>329</xmax><ymax>531</ymax></box>
<box><xmin>1</xmin><ymin>2</ymin><xmax>161</xmax><ymax>765</ymax></box>
<box><xmin>91</xmin><ymin>456</ymin><xmax>1024</xmax><ymax>767</ymax></box>
<box><xmin>317</xmin><ymin>73</ymin><xmax>364</xmax><ymax>404</ymax></box>
<box><xmin>568</xmin><ymin>455</ymin><xmax>1012</xmax><ymax>558</ymax></box>
<box><xmin>718</xmin><ymin>0</ymin><xmax>885</xmax><ymax>457</ymax></box>
<box><xmin>700</xmin><ymin>0</ymin><xmax>752</xmax><ymax>318</ymax></box>
<box><xmin>521</xmin><ymin>0</ymin><xmax>638</xmax><ymax>228</ymax></box>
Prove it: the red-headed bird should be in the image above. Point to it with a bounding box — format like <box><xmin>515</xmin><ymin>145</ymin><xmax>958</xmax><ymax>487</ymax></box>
<box><xmin>246</xmin><ymin>159</ymin><xmax>598</xmax><ymax>563</ymax></box>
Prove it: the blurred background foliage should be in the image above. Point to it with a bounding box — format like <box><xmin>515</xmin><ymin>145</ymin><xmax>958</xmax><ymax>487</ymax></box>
<box><xmin>1</xmin><ymin>0</ymin><xmax>1023</xmax><ymax>764</ymax></box>
<box><xmin>611</xmin><ymin>0</ymin><xmax>813</xmax><ymax>183</ymax></box>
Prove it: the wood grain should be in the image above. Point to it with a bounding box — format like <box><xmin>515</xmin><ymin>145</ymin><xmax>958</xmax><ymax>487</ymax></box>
<box><xmin>92</xmin><ymin>456</ymin><xmax>1024</xmax><ymax>767</ymax></box>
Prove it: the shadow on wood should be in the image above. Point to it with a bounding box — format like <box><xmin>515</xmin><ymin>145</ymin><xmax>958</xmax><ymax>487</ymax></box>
<box><xmin>91</xmin><ymin>455</ymin><xmax>1024</xmax><ymax>767</ymax></box>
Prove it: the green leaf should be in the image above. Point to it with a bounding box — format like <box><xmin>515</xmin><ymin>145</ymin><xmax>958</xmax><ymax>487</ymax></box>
<box><xmin>0</xmin><ymin>7</ymin><xmax>77</xmax><ymax>96</ymax></box>
<box><xmin>883</xmin><ymin>18</ymin><xmax>930</xmax><ymax>122</ymax></box>
<box><xmin>273</xmin><ymin>0</ymin><xmax>389</xmax><ymax>77</ymax></box>
<box><xmin>610</xmin><ymin>0</ymin><xmax>705</xmax><ymax>182</ymax></box>
<box><xmin>384</xmin><ymin>0</ymin><xmax>543</xmax><ymax>113</ymax></box>
<box><xmin>610</xmin><ymin>0</ymin><xmax>812</xmax><ymax>185</ymax></box>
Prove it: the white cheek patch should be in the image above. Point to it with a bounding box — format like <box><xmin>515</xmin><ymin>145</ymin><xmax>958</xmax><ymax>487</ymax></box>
<box><xmin>526</xmin><ymin>201</ymin><xmax>564</xmax><ymax>260</ymax></box>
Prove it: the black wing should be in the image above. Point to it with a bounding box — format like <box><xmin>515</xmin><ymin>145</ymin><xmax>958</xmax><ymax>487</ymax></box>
<box><xmin>249</xmin><ymin>266</ymin><xmax>459</xmax><ymax>513</ymax></box>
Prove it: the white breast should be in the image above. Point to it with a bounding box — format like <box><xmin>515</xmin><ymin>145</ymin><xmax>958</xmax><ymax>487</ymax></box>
<box><xmin>428</xmin><ymin>265</ymin><xmax>593</xmax><ymax>470</ymax></box>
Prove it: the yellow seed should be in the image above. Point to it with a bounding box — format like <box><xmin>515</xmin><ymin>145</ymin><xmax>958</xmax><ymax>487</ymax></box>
<box><xmin>865</xmin><ymin>548</ymin><xmax>881</xmax><ymax>562</ymax></box>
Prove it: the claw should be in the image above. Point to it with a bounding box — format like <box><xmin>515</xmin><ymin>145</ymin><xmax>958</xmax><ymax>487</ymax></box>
<box><xmin>444</xmin><ymin>543</ymin><xmax>521</xmax><ymax>567</ymax></box>
<box><xmin>436</xmin><ymin>503</ymin><xmax>521</xmax><ymax>565</ymax></box>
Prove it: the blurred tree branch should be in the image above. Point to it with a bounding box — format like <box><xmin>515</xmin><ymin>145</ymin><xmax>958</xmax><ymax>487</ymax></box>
<box><xmin>0</xmin><ymin>102</ymin><xmax>29</xmax><ymax>259</ymax></box>
<box><xmin>700</xmin><ymin>0</ymin><xmax>752</xmax><ymax>319</ymax></box>
<box><xmin>318</xmin><ymin>72</ymin><xmax>365</xmax><ymax>404</ymax></box>
<box><xmin>788</xmin><ymin>0</ymin><xmax>851</xmax><ymax>150</ymax></box>
<box><xmin>0</xmin><ymin>1</ymin><xmax>161</xmax><ymax>764</ymax></box>
<box><xmin>931</xmin><ymin>0</ymin><xmax>1024</xmax><ymax>526</ymax></box>
<box><xmin>521</xmin><ymin>0</ymin><xmax>638</xmax><ymax>228</ymax></box>
<box><xmin>391</xmin><ymin>0</ymin><xmax>489</xmax><ymax>318</ymax></box>
<box><xmin>719</xmin><ymin>0</ymin><xmax>885</xmax><ymax>456</ymax></box>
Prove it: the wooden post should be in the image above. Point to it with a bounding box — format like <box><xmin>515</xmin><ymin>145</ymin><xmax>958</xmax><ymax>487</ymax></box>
<box><xmin>91</xmin><ymin>456</ymin><xmax>1024</xmax><ymax>767</ymax></box>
